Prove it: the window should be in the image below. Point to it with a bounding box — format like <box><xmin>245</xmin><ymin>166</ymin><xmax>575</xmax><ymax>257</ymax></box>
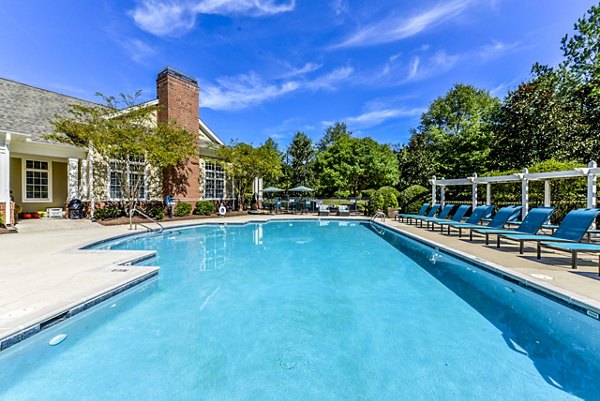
<box><xmin>108</xmin><ymin>157</ymin><xmax>146</xmax><ymax>200</ymax></box>
<box><xmin>24</xmin><ymin>160</ymin><xmax>51</xmax><ymax>201</ymax></box>
<box><xmin>204</xmin><ymin>162</ymin><xmax>225</xmax><ymax>199</ymax></box>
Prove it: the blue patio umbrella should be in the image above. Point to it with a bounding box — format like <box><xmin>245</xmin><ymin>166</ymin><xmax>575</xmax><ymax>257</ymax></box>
<box><xmin>288</xmin><ymin>185</ymin><xmax>313</xmax><ymax>192</ymax></box>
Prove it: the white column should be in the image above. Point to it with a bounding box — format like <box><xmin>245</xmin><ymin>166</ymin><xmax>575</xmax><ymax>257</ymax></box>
<box><xmin>80</xmin><ymin>159</ymin><xmax>88</xmax><ymax>200</ymax></box>
<box><xmin>544</xmin><ymin>181</ymin><xmax>551</xmax><ymax>207</ymax></box>
<box><xmin>88</xmin><ymin>146</ymin><xmax>95</xmax><ymax>220</ymax></box>
<box><xmin>471</xmin><ymin>173</ymin><xmax>478</xmax><ymax>209</ymax></box>
<box><xmin>0</xmin><ymin>136</ymin><xmax>10</xmax><ymax>225</ymax></box>
<box><xmin>486</xmin><ymin>183</ymin><xmax>491</xmax><ymax>205</ymax></box>
<box><xmin>67</xmin><ymin>158</ymin><xmax>80</xmax><ymax>200</ymax></box>
<box><xmin>587</xmin><ymin>161</ymin><xmax>597</xmax><ymax>209</ymax></box>
<box><xmin>440</xmin><ymin>179</ymin><xmax>445</xmax><ymax>208</ymax></box>
<box><xmin>521</xmin><ymin>168</ymin><xmax>529</xmax><ymax>219</ymax></box>
<box><xmin>431</xmin><ymin>176</ymin><xmax>437</xmax><ymax>205</ymax></box>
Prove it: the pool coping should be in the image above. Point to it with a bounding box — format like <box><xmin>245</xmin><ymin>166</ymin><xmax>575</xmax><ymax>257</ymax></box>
<box><xmin>0</xmin><ymin>251</ymin><xmax>159</xmax><ymax>352</ymax></box>
<box><xmin>374</xmin><ymin>220</ymin><xmax>600</xmax><ymax>320</ymax></box>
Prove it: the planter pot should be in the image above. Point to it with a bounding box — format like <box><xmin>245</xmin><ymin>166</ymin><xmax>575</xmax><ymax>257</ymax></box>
<box><xmin>387</xmin><ymin>208</ymin><xmax>400</xmax><ymax>219</ymax></box>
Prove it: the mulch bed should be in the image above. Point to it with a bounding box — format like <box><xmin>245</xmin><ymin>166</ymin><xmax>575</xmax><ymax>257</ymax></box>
<box><xmin>95</xmin><ymin>211</ymin><xmax>248</xmax><ymax>226</ymax></box>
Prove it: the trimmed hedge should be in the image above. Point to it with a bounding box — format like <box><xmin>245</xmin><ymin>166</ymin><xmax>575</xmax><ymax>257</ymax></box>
<box><xmin>174</xmin><ymin>202</ymin><xmax>192</xmax><ymax>217</ymax></box>
<box><xmin>194</xmin><ymin>200</ymin><xmax>215</xmax><ymax>215</ymax></box>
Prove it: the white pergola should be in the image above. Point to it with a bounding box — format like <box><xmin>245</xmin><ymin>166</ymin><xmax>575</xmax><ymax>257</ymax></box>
<box><xmin>430</xmin><ymin>161</ymin><xmax>598</xmax><ymax>219</ymax></box>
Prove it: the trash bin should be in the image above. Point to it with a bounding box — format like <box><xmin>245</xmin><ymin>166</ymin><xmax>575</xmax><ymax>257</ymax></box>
<box><xmin>68</xmin><ymin>198</ymin><xmax>85</xmax><ymax>219</ymax></box>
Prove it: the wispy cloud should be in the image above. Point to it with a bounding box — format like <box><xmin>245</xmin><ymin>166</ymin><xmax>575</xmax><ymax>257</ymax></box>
<box><xmin>342</xmin><ymin>107</ymin><xmax>425</xmax><ymax>129</ymax></box>
<box><xmin>331</xmin><ymin>0</ymin><xmax>348</xmax><ymax>16</ymax></box>
<box><xmin>279</xmin><ymin>62</ymin><xmax>323</xmax><ymax>78</ymax></box>
<box><xmin>201</xmin><ymin>72</ymin><xmax>300</xmax><ymax>110</ymax></box>
<box><xmin>201</xmin><ymin>65</ymin><xmax>353</xmax><ymax>110</ymax></box>
<box><xmin>333</xmin><ymin>0</ymin><xmax>473</xmax><ymax>48</ymax></box>
<box><xmin>131</xmin><ymin>0</ymin><xmax>295</xmax><ymax>36</ymax></box>
<box><xmin>123</xmin><ymin>38</ymin><xmax>156</xmax><ymax>63</ymax></box>
<box><xmin>374</xmin><ymin>40</ymin><xmax>517</xmax><ymax>85</ymax></box>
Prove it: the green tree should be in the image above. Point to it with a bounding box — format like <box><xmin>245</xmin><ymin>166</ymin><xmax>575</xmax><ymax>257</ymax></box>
<box><xmin>216</xmin><ymin>141</ymin><xmax>282</xmax><ymax>210</ymax></box>
<box><xmin>397</xmin><ymin>84</ymin><xmax>500</xmax><ymax>188</ymax></box>
<box><xmin>285</xmin><ymin>132</ymin><xmax>316</xmax><ymax>188</ymax></box>
<box><xmin>48</xmin><ymin>91</ymin><xmax>198</xmax><ymax>228</ymax></box>
<box><xmin>317</xmin><ymin>122</ymin><xmax>351</xmax><ymax>151</ymax></box>
<box><xmin>260</xmin><ymin>137</ymin><xmax>284</xmax><ymax>188</ymax></box>
<box><xmin>491</xmin><ymin>64</ymin><xmax>585</xmax><ymax>169</ymax></box>
<box><xmin>315</xmin><ymin>133</ymin><xmax>399</xmax><ymax>197</ymax></box>
<box><xmin>559</xmin><ymin>4</ymin><xmax>600</xmax><ymax>161</ymax></box>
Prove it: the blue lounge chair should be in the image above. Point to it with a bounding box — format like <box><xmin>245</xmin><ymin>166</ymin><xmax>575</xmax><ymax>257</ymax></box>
<box><xmin>412</xmin><ymin>204</ymin><xmax>454</xmax><ymax>228</ymax></box>
<box><xmin>470</xmin><ymin>206</ymin><xmax>555</xmax><ymax>246</ymax></box>
<box><xmin>453</xmin><ymin>206</ymin><xmax>522</xmax><ymax>239</ymax></box>
<box><xmin>439</xmin><ymin>204</ymin><xmax>495</xmax><ymax>236</ymax></box>
<box><xmin>426</xmin><ymin>204</ymin><xmax>471</xmax><ymax>231</ymax></box>
<box><xmin>499</xmin><ymin>208</ymin><xmax>600</xmax><ymax>254</ymax></box>
<box><xmin>538</xmin><ymin>242</ymin><xmax>600</xmax><ymax>273</ymax></box>
<box><xmin>406</xmin><ymin>204</ymin><xmax>440</xmax><ymax>225</ymax></box>
<box><xmin>396</xmin><ymin>203</ymin><xmax>429</xmax><ymax>222</ymax></box>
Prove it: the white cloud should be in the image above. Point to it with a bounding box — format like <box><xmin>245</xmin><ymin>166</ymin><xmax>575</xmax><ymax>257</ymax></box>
<box><xmin>333</xmin><ymin>0</ymin><xmax>473</xmax><ymax>48</ymax></box>
<box><xmin>131</xmin><ymin>0</ymin><xmax>295</xmax><ymax>36</ymax></box>
<box><xmin>280</xmin><ymin>62</ymin><xmax>323</xmax><ymax>78</ymax></box>
<box><xmin>342</xmin><ymin>107</ymin><xmax>425</xmax><ymax>128</ymax></box>
<box><xmin>331</xmin><ymin>0</ymin><xmax>348</xmax><ymax>16</ymax></box>
<box><xmin>201</xmin><ymin>72</ymin><xmax>300</xmax><ymax>110</ymax></box>
<box><xmin>201</xmin><ymin>65</ymin><xmax>353</xmax><ymax>110</ymax></box>
<box><xmin>306</xmin><ymin>66</ymin><xmax>354</xmax><ymax>90</ymax></box>
<box><xmin>123</xmin><ymin>38</ymin><xmax>156</xmax><ymax>63</ymax></box>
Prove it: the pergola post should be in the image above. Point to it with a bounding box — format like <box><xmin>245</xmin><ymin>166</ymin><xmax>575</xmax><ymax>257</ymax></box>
<box><xmin>587</xmin><ymin>161</ymin><xmax>597</xmax><ymax>209</ymax></box>
<box><xmin>544</xmin><ymin>181</ymin><xmax>551</xmax><ymax>207</ymax></box>
<box><xmin>521</xmin><ymin>168</ymin><xmax>529</xmax><ymax>219</ymax></box>
<box><xmin>471</xmin><ymin>173</ymin><xmax>478</xmax><ymax>209</ymax></box>
<box><xmin>431</xmin><ymin>176</ymin><xmax>437</xmax><ymax>205</ymax></box>
<box><xmin>440</xmin><ymin>178</ymin><xmax>445</xmax><ymax>208</ymax></box>
<box><xmin>486</xmin><ymin>182</ymin><xmax>491</xmax><ymax>205</ymax></box>
<box><xmin>588</xmin><ymin>161</ymin><xmax>597</xmax><ymax>229</ymax></box>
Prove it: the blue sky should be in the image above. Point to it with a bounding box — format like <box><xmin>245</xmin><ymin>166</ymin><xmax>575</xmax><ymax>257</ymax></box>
<box><xmin>0</xmin><ymin>0</ymin><xmax>596</xmax><ymax>146</ymax></box>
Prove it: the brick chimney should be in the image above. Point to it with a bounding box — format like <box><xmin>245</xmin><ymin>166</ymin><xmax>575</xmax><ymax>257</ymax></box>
<box><xmin>157</xmin><ymin>67</ymin><xmax>201</xmax><ymax>203</ymax></box>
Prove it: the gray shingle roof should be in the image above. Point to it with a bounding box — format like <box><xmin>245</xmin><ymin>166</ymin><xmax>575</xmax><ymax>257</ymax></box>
<box><xmin>0</xmin><ymin>78</ymin><xmax>101</xmax><ymax>142</ymax></box>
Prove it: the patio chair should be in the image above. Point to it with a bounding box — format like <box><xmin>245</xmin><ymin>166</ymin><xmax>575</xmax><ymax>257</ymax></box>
<box><xmin>338</xmin><ymin>205</ymin><xmax>350</xmax><ymax>216</ymax></box>
<box><xmin>426</xmin><ymin>204</ymin><xmax>470</xmax><ymax>231</ymax></box>
<box><xmin>449</xmin><ymin>206</ymin><xmax>522</xmax><ymax>239</ymax></box>
<box><xmin>318</xmin><ymin>204</ymin><xmax>330</xmax><ymax>216</ymax></box>
<box><xmin>411</xmin><ymin>203</ymin><xmax>454</xmax><ymax>228</ymax></box>
<box><xmin>405</xmin><ymin>204</ymin><xmax>441</xmax><ymax>225</ymax></box>
<box><xmin>396</xmin><ymin>203</ymin><xmax>429</xmax><ymax>222</ymax></box>
<box><xmin>470</xmin><ymin>206</ymin><xmax>554</xmax><ymax>246</ymax></box>
<box><xmin>499</xmin><ymin>208</ymin><xmax>600</xmax><ymax>255</ymax></box>
<box><xmin>438</xmin><ymin>205</ymin><xmax>495</xmax><ymax>236</ymax></box>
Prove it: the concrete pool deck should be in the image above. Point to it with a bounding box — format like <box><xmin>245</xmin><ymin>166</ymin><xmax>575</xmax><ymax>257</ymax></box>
<box><xmin>1</xmin><ymin>214</ymin><xmax>599</xmax><ymax>348</ymax></box>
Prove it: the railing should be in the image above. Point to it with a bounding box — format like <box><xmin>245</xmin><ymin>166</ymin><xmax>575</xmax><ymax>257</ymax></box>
<box><xmin>371</xmin><ymin>211</ymin><xmax>386</xmax><ymax>222</ymax></box>
<box><xmin>132</xmin><ymin>208</ymin><xmax>164</xmax><ymax>233</ymax></box>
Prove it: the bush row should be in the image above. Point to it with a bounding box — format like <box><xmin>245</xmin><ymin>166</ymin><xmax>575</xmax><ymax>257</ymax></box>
<box><xmin>93</xmin><ymin>200</ymin><xmax>217</xmax><ymax>220</ymax></box>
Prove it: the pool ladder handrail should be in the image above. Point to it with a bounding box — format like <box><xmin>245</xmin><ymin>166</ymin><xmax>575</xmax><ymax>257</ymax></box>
<box><xmin>132</xmin><ymin>208</ymin><xmax>164</xmax><ymax>233</ymax></box>
<box><xmin>371</xmin><ymin>211</ymin><xmax>386</xmax><ymax>223</ymax></box>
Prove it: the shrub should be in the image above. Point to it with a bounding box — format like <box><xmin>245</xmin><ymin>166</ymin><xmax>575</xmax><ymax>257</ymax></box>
<box><xmin>194</xmin><ymin>200</ymin><xmax>215</xmax><ymax>215</ymax></box>
<box><xmin>361</xmin><ymin>189</ymin><xmax>376</xmax><ymax>199</ymax></box>
<box><xmin>174</xmin><ymin>202</ymin><xmax>192</xmax><ymax>217</ymax></box>
<box><xmin>368</xmin><ymin>187</ymin><xmax>400</xmax><ymax>215</ymax></box>
<box><xmin>0</xmin><ymin>211</ymin><xmax>4</xmax><ymax>227</ymax></box>
<box><xmin>94</xmin><ymin>206</ymin><xmax>123</xmax><ymax>220</ymax></box>
<box><xmin>368</xmin><ymin>193</ymin><xmax>385</xmax><ymax>215</ymax></box>
<box><xmin>398</xmin><ymin>185</ymin><xmax>429</xmax><ymax>213</ymax></box>
<box><xmin>146</xmin><ymin>206</ymin><xmax>165</xmax><ymax>220</ymax></box>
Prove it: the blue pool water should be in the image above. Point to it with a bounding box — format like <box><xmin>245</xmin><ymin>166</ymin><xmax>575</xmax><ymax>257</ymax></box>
<box><xmin>1</xmin><ymin>220</ymin><xmax>599</xmax><ymax>400</ymax></box>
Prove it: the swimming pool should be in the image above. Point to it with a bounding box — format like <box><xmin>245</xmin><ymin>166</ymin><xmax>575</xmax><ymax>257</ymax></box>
<box><xmin>1</xmin><ymin>220</ymin><xmax>599</xmax><ymax>400</ymax></box>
